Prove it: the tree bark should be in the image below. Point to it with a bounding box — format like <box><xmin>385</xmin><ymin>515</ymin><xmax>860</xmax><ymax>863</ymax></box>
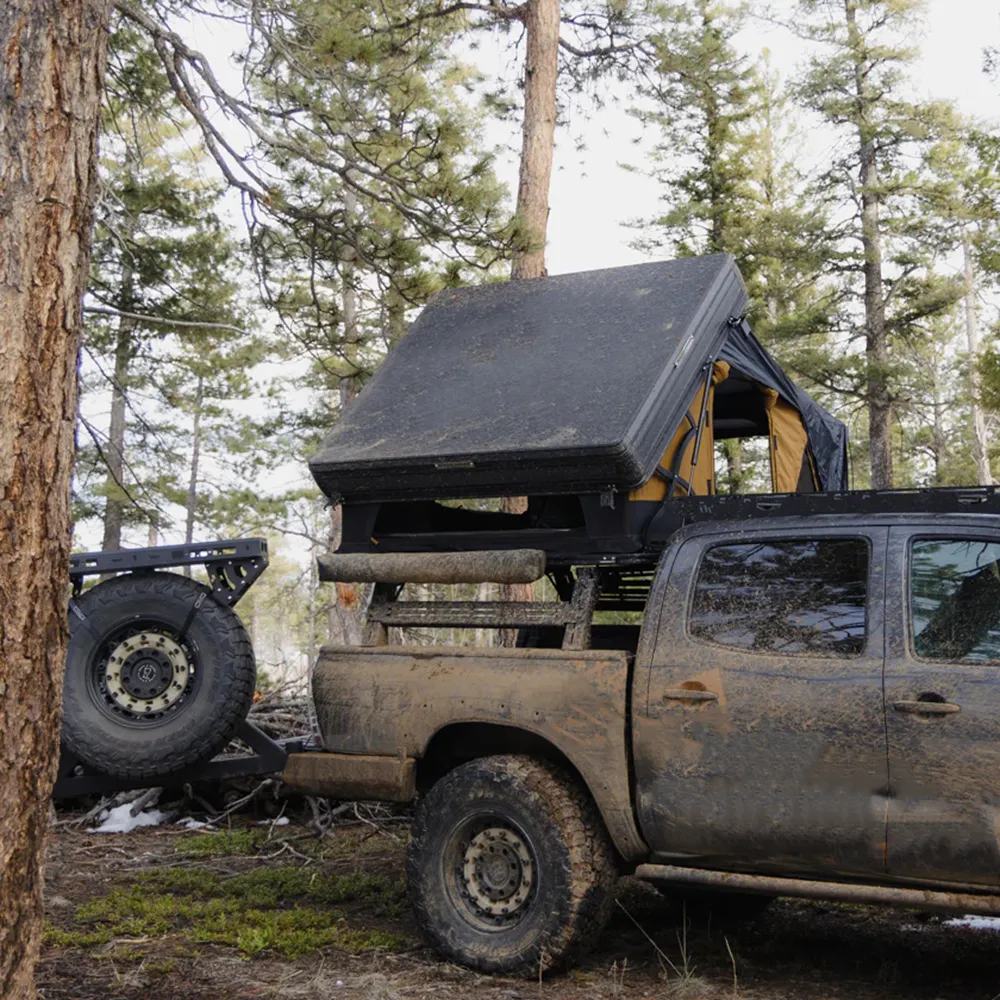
<box><xmin>510</xmin><ymin>0</ymin><xmax>559</xmax><ymax>280</ymax></box>
<box><xmin>963</xmin><ymin>231</ymin><xmax>992</xmax><ymax>485</ymax></box>
<box><xmin>846</xmin><ymin>0</ymin><xmax>892</xmax><ymax>489</ymax></box>
<box><xmin>0</xmin><ymin>2</ymin><xmax>111</xmax><ymax>996</ymax></box>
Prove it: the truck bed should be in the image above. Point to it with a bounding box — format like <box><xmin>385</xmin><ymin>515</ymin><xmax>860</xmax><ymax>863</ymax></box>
<box><xmin>312</xmin><ymin>644</ymin><xmax>646</xmax><ymax>860</ymax></box>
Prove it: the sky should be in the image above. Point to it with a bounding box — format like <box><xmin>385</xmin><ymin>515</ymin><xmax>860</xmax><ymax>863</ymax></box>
<box><xmin>78</xmin><ymin>0</ymin><xmax>1000</xmax><ymax>554</ymax></box>
<box><xmin>526</xmin><ymin>1</ymin><xmax>1000</xmax><ymax>276</ymax></box>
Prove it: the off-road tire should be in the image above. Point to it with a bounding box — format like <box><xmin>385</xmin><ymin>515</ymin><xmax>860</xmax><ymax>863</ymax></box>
<box><xmin>63</xmin><ymin>572</ymin><xmax>255</xmax><ymax>779</ymax></box>
<box><xmin>407</xmin><ymin>754</ymin><xmax>618</xmax><ymax>976</ymax></box>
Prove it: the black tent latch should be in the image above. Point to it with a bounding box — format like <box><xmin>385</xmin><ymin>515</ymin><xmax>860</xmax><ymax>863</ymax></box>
<box><xmin>728</xmin><ymin>315</ymin><xmax>753</xmax><ymax>337</ymax></box>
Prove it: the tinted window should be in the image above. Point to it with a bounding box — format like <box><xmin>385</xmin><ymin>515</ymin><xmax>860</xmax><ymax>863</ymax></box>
<box><xmin>690</xmin><ymin>539</ymin><xmax>868</xmax><ymax>656</ymax></box>
<box><xmin>910</xmin><ymin>539</ymin><xmax>1000</xmax><ymax>663</ymax></box>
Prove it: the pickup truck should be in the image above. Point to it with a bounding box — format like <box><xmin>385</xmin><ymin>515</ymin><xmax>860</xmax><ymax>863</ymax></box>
<box><xmin>292</xmin><ymin>505</ymin><xmax>1000</xmax><ymax>976</ymax></box>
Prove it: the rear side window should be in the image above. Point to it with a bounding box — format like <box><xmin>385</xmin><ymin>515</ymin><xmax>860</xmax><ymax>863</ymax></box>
<box><xmin>910</xmin><ymin>539</ymin><xmax>1000</xmax><ymax>663</ymax></box>
<box><xmin>689</xmin><ymin>538</ymin><xmax>869</xmax><ymax>656</ymax></box>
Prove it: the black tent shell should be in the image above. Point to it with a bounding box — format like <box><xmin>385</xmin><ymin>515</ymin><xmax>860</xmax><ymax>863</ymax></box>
<box><xmin>309</xmin><ymin>254</ymin><xmax>848</xmax><ymax>504</ymax></box>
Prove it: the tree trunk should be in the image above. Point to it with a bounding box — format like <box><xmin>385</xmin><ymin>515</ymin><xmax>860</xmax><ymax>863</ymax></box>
<box><xmin>327</xmin><ymin>184</ymin><xmax>363</xmax><ymax>646</ymax></box>
<box><xmin>929</xmin><ymin>355</ymin><xmax>945</xmax><ymax>485</ymax></box>
<box><xmin>185</xmin><ymin>375</ymin><xmax>203</xmax><ymax>547</ymax></box>
<box><xmin>847</xmin><ymin>0</ymin><xmax>892</xmax><ymax>489</ymax></box>
<box><xmin>0</xmin><ymin>2</ymin><xmax>111</xmax><ymax>996</ymax></box>
<box><xmin>964</xmin><ymin>231</ymin><xmax>992</xmax><ymax>485</ymax></box>
<box><xmin>510</xmin><ymin>0</ymin><xmax>560</xmax><ymax>280</ymax></box>
<box><xmin>500</xmin><ymin>0</ymin><xmax>560</xmax><ymax>640</ymax></box>
<box><xmin>100</xmin><ymin>307</ymin><xmax>136</xmax><ymax>551</ymax></box>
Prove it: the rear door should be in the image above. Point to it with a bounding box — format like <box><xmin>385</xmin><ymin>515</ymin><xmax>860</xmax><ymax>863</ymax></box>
<box><xmin>633</xmin><ymin>525</ymin><xmax>889</xmax><ymax>878</ymax></box>
<box><xmin>885</xmin><ymin>528</ymin><xmax>1000</xmax><ymax>887</ymax></box>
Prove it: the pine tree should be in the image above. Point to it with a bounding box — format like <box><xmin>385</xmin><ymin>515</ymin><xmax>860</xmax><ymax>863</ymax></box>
<box><xmin>791</xmin><ymin>0</ymin><xmax>963</xmax><ymax>488</ymax></box>
<box><xmin>630</xmin><ymin>0</ymin><xmax>758</xmax><ymax>264</ymax></box>
<box><xmin>236</xmin><ymin>0</ymin><xmax>512</xmax><ymax>641</ymax></box>
<box><xmin>0</xmin><ymin>2</ymin><xmax>112</xmax><ymax>995</ymax></box>
<box><xmin>77</xmin><ymin>18</ymin><xmax>278</xmax><ymax>551</ymax></box>
<box><xmin>922</xmin><ymin>130</ymin><xmax>1000</xmax><ymax>484</ymax></box>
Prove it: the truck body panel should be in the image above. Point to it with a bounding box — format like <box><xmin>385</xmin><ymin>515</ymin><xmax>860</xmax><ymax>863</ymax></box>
<box><xmin>631</xmin><ymin>521</ymin><xmax>890</xmax><ymax>879</ymax></box>
<box><xmin>312</xmin><ymin>644</ymin><xmax>646</xmax><ymax>860</ymax></box>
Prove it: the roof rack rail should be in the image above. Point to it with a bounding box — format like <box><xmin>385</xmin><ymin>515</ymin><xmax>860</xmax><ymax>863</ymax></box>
<box><xmin>653</xmin><ymin>485</ymin><xmax>1000</xmax><ymax>534</ymax></box>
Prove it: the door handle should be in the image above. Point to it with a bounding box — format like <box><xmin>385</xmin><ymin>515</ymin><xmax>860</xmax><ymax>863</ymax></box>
<box><xmin>892</xmin><ymin>700</ymin><xmax>960</xmax><ymax>715</ymax></box>
<box><xmin>662</xmin><ymin>688</ymin><xmax>719</xmax><ymax>703</ymax></box>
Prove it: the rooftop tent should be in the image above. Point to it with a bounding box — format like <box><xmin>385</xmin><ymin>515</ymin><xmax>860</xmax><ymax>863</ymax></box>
<box><xmin>310</xmin><ymin>254</ymin><xmax>847</xmax><ymax>504</ymax></box>
<box><xmin>718</xmin><ymin>319</ymin><xmax>848</xmax><ymax>494</ymax></box>
<box><xmin>308</xmin><ymin>254</ymin><xmax>848</xmax><ymax>563</ymax></box>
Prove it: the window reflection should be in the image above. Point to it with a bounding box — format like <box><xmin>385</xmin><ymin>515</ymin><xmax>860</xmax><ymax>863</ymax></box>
<box><xmin>690</xmin><ymin>539</ymin><xmax>868</xmax><ymax>657</ymax></box>
<box><xmin>910</xmin><ymin>539</ymin><xmax>1000</xmax><ymax>663</ymax></box>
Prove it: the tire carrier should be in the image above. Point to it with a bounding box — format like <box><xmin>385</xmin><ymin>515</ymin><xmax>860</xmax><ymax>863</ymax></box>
<box><xmin>55</xmin><ymin>538</ymin><xmax>308</xmax><ymax>799</ymax></box>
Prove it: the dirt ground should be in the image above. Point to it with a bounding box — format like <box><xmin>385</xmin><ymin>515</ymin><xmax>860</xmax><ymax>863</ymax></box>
<box><xmin>38</xmin><ymin>812</ymin><xmax>1000</xmax><ymax>1000</ymax></box>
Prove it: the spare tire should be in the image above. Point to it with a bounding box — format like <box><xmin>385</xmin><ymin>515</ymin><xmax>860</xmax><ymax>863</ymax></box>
<box><xmin>62</xmin><ymin>572</ymin><xmax>255</xmax><ymax>780</ymax></box>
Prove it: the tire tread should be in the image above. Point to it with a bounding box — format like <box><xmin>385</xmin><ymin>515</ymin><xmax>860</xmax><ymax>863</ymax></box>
<box><xmin>62</xmin><ymin>572</ymin><xmax>255</xmax><ymax>779</ymax></box>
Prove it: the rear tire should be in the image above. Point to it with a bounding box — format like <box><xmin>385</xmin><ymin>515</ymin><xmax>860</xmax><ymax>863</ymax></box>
<box><xmin>407</xmin><ymin>754</ymin><xmax>617</xmax><ymax>976</ymax></box>
<box><xmin>63</xmin><ymin>572</ymin><xmax>255</xmax><ymax>780</ymax></box>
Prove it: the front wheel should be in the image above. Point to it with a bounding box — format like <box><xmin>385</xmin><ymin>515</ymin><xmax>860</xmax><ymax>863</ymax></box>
<box><xmin>407</xmin><ymin>755</ymin><xmax>617</xmax><ymax>976</ymax></box>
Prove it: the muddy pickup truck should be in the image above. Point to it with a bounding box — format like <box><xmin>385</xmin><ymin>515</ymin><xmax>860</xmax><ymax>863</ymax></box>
<box><xmin>295</xmin><ymin>499</ymin><xmax>1000</xmax><ymax>975</ymax></box>
<box><xmin>298</xmin><ymin>256</ymin><xmax>1000</xmax><ymax>972</ymax></box>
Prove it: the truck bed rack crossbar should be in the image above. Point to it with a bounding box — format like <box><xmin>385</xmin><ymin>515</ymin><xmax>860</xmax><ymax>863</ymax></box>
<box><xmin>339</xmin><ymin>486</ymin><xmax>1000</xmax><ymax>572</ymax></box>
<box><xmin>364</xmin><ymin>568</ymin><xmax>601</xmax><ymax>649</ymax></box>
<box><xmin>659</xmin><ymin>484</ymin><xmax>1000</xmax><ymax>525</ymax></box>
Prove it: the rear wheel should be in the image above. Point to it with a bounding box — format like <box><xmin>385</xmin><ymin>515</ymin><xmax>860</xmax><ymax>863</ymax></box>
<box><xmin>63</xmin><ymin>572</ymin><xmax>255</xmax><ymax>779</ymax></box>
<box><xmin>407</xmin><ymin>754</ymin><xmax>617</xmax><ymax>976</ymax></box>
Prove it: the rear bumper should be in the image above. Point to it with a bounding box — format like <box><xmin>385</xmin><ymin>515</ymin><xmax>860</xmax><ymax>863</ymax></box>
<box><xmin>281</xmin><ymin>751</ymin><xmax>416</xmax><ymax>802</ymax></box>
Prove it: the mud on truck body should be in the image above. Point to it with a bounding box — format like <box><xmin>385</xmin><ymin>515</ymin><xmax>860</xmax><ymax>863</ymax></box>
<box><xmin>59</xmin><ymin>254</ymin><xmax>1000</xmax><ymax>975</ymax></box>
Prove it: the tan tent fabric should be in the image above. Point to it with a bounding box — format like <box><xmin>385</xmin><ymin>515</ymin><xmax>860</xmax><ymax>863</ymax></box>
<box><xmin>763</xmin><ymin>389</ymin><xmax>816</xmax><ymax>493</ymax></box>
<box><xmin>630</xmin><ymin>362</ymin><xmax>730</xmax><ymax>501</ymax></box>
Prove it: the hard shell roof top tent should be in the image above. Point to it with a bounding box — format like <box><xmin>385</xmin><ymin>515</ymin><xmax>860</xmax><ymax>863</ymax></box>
<box><xmin>310</xmin><ymin>254</ymin><xmax>848</xmax><ymax>569</ymax></box>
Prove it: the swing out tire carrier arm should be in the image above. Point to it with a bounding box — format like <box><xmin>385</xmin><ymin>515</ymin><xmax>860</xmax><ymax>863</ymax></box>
<box><xmin>69</xmin><ymin>537</ymin><xmax>269</xmax><ymax>607</ymax></box>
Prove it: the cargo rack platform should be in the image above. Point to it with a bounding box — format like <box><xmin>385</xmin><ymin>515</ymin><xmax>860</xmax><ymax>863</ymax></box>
<box><xmin>335</xmin><ymin>485</ymin><xmax>1000</xmax><ymax>571</ymax></box>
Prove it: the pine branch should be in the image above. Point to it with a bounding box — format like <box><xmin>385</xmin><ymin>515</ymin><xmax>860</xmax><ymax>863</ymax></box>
<box><xmin>84</xmin><ymin>305</ymin><xmax>250</xmax><ymax>335</ymax></box>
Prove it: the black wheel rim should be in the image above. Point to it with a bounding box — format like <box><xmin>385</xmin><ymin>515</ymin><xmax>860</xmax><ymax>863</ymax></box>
<box><xmin>86</xmin><ymin>619</ymin><xmax>199</xmax><ymax>728</ymax></box>
<box><xmin>443</xmin><ymin>814</ymin><xmax>539</xmax><ymax>932</ymax></box>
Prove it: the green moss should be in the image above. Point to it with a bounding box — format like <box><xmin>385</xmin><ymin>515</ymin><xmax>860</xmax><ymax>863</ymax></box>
<box><xmin>43</xmin><ymin>923</ymin><xmax>113</xmax><ymax>949</ymax></box>
<box><xmin>52</xmin><ymin>863</ymin><xmax>407</xmax><ymax>960</ymax></box>
<box><xmin>146</xmin><ymin>959</ymin><xmax>177</xmax><ymax>975</ymax></box>
<box><xmin>132</xmin><ymin>863</ymin><xmax>406</xmax><ymax>914</ymax></box>
<box><xmin>190</xmin><ymin>905</ymin><xmax>401</xmax><ymax>958</ymax></box>
<box><xmin>174</xmin><ymin>828</ymin><xmax>270</xmax><ymax>857</ymax></box>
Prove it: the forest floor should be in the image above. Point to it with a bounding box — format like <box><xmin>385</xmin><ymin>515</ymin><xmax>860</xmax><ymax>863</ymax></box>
<box><xmin>39</xmin><ymin>813</ymin><xmax>1000</xmax><ymax>1000</ymax></box>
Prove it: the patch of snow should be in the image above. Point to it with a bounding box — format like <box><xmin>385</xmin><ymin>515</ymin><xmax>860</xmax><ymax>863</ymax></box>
<box><xmin>90</xmin><ymin>803</ymin><xmax>168</xmax><ymax>834</ymax></box>
<box><xmin>176</xmin><ymin>817</ymin><xmax>212</xmax><ymax>830</ymax></box>
<box><xmin>255</xmin><ymin>816</ymin><xmax>290</xmax><ymax>826</ymax></box>
<box><xmin>944</xmin><ymin>915</ymin><xmax>1000</xmax><ymax>931</ymax></box>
